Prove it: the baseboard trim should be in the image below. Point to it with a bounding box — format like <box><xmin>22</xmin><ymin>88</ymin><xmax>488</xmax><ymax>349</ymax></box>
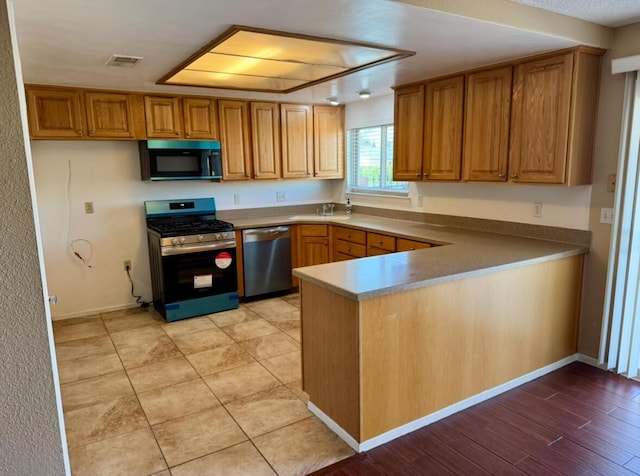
<box><xmin>576</xmin><ymin>353</ymin><xmax>603</xmax><ymax>368</ymax></box>
<box><xmin>51</xmin><ymin>303</ymin><xmax>141</xmax><ymax>321</ymax></box>
<box><xmin>307</xmin><ymin>354</ymin><xmax>579</xmax><ymax>453</ymax></box>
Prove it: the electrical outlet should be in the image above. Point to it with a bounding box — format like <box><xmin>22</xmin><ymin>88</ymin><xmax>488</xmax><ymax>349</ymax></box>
<box><xmin>533</xmin><ymin>202</ymin><xmax>542</xmax><ymax>218</ymax></box>
<box><xmin>607</xmin><ymin>174</ymin><xmax>616</xmax><ymax>193</ymax></box>
<box><xmin>600</xmin><ymin>208</ymin><xmax>614</xmax><ymax>224</ymax></box>
<box><xmin>84</xmin><ymin>201</ymin><xmax>94</xmax><ymax>214</ymax></box>
<box><xmin>233</xmin><ymin>193</ymin><xmax>240</xmax><ymax>205</ymax></box>
<box><xmin>276</xmin><ymin>191</ymin><xmax>286</xmax><ymax>202</ymax></box>
<box><xmin>123</xmin><ymin>260</ymin><xmax>132</xmax><ymax>271</ymax></box>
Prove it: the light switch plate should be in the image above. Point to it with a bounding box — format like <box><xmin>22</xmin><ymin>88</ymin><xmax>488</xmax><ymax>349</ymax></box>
<box><xmin>84</xmin><ymin>202</ymin><xmax>94</xmax><ymax>214</ymax></box>
<box><xmin>607</xmin><ymin>174</ymin><xmax>616</xmax><ymax>193</ymax></box>
<box><xmin>600</xmin><ymin>207</ymin><xmax>614</xmax><ymax>224</ymax></box>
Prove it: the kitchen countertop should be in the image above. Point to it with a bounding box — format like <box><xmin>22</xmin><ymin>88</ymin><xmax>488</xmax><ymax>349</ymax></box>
<box><xmin>230</xmin><ymin>212</ymin><xmax>589</xmax><ymax>301</ymax></box>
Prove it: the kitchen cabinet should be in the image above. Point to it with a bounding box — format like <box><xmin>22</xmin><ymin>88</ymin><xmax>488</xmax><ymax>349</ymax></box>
<box><xmin>509</xmin><ymin>50</ymin><xmax>601</xmax><ymax>185</ymax></box>
<box><xmin>84</xmin><ymin>92</ymin><xmax>142</xmax><ymax>139</ymax></box>
<box><xmin>281</xmin><ymin>103</ymin><xmax>314</xmax><ymax>178</ymax></box>
<box><xmin>250</xmin><ymin>102</ymin><xmax>281</xmax><ymax>179</ymax></box>
<box><xmin>144</xmin><ymin>96</ymin><xmax>183</xmax><ymax>138</ymax></box>
<box><xmin>218</xmin><ymin>99</ymin><xmax>252</xmax><ymax>181</ymax></box>
<box><xmin>26</xmin><ymin>87</ymin><xmax>85</xmax><ymax>139</ymax></box>
<box><xmin>182</xmin><ymin>98</ymin><xmax>218</xmax><ymax>140</ymax></box>
<box><xmin>367</xmin><ymin>232</ymin><xmax>396</xmax><ymax>256</ymax></box>
<box><xmin>463</xmin><ymin>66</ymin><xmax>512</xmax><ymax>182</ymax></box>
<box><xmin>423</xmin><ymin>75</ymin><xmax>464</xmax><ymax>181</ymax></box>
<box><xmin>396</xmin><ymin>238</ymin><xmax>433</xmax><ymax>252</ymax></box>
<box><xmin>313</xmin><ymin>105</ymin><xmax>345</xmax><ymax>178</ymax></box>
<box><xmin>299</xmin><ymin>225</ymin><xmax>330</xmax><ymax>267</ymax></box>
<box><xmin>333</xmin><ymin>226</ymin><xmax>366</xmax><ymax>261</ymax></box>
<box><xmin>392</xmin><ymin>84</ymin><xmax>424</xmax><ymax>181</ymax></box>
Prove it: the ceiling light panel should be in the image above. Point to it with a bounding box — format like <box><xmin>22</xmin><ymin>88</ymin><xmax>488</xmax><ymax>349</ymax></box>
<box><xmin>158</xmin><ymin>25</ymin><xmax>415</xmax><ymax>93</ymax></box>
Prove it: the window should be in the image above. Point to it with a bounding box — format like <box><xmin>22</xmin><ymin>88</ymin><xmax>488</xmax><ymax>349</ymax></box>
<box><xmin>347</xmin><ymin>125</ymin><xmax>408</xmax><ymax>195</ymax></box>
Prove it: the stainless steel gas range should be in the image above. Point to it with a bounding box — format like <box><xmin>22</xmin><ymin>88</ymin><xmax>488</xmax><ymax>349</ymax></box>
<box><xmin>144</xmin><ymin>198</ymin><xmax>239</xmax><ymax>322</ymax></box>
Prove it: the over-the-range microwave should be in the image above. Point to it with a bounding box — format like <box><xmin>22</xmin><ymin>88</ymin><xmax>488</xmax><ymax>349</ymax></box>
<box><xmin>139</xmin><ymin>140</ymin><xmax>223</xmax><ymax>181</ymax></box>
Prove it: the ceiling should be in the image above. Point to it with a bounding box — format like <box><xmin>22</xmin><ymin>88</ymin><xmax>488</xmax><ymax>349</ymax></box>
<box><xmin>10</xmin><ymin>0</ymin><xmax>640</xmax><ymax>105</ymax></box>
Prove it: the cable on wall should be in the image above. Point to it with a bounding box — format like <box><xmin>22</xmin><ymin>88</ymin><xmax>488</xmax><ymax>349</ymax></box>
<box><xmin>66</xmin><ymin>160</ymin><xmax>93</xmax><ymax>268</ymax></box>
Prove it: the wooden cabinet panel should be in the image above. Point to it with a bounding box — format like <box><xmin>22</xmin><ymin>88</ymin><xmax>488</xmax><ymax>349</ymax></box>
<box><xmin>424</xmin><ymin>76</ymin><xmax>464</xmax><ymax>181</ymax></box>
<box><xmin>300</xmin><ymin>237</ymin><xmax>330</xmax><ymax>266</ymax></box>
<box><xmin>334</xmin><ymin>227</ymin><xmax>366</xmax><ymax>245</ymax></box>
<box><xmin>300</xmin><ymin>224</ymin><xmax>328</xmax><ymax>237</ymax></box>
<box><xmin>393</xmin><ymin>84</ymin><xmax>424</xmax><ymax>181</ymax></box>
<box><xmin>463</xmin><ymin>67</ymin><xmax>512</xmax><ymax>182</ymax></box>
<box><xmin>218</xmin><ymin>99</ymin><xmax>252</xmax><ymax>181</ymax></box>
<box><xmin>313</xmin><ymin>105</ymin><xmax>344</xmax><ymax>178</ymax></box>
<box><xmin>281</xmin><ymin>104</ymin><xmax>313</xmax><ymax>178</ymax></box>
<box><xmin>510</xmin><ymin>54</ymin><xmax>573</xmax><ymax>184</ymax></box>
<box><xmin>26</xmin><ymin>88</ymin><xmax>85</xmax><ymax>138</ymax></box>
<box><xmin>183</xmin><ymin>98</ymin><xmax>218</xmax><ymax>140</ymax></box>
<box><xmin>396</xmin><ymin>239</ymin><xmax>433</xmax><ymax>252</ymax></box>
<box><xmin>335</xmin><ymin>240</ymin><xmax>367</xmax><ymax>259</ymax></box>
<box><xmin>84</xmin><ymin>92</ymin><xmax>137</xmax><ymax>139</ymax></box>
<box><xmin>367</xmin><ymin>233</ymin><xmax>396</xmax><ymax>256</ymax></box>
<box><xmin>144</xmin><ymin>96</ymin><xmax>182</xmax><ymax>138</ymax></box>
<box><xmin>250</xmin><ymin>102</ymin><xmax>281</xmax><ymax>179</ymax></box>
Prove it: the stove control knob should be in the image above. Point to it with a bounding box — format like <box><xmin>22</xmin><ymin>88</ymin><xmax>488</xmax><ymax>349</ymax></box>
<box><xmin>216</xmin><ymin>233</ymin><xmax>222</xmax><ymax>240</ymax></box>
<box><xmin>198</xmin><ymin>235</ymin><xmax>204</xmax><ymax>242</ymax></box>
<box><xmin>172</xmin><ymin>238</ymin><xmax>180</xmax><ymax>245</ymax></box>
<box><xmin>179</xmin><ymin>237</ymin><xmax>186</xmax><ymax>244</ymax></box>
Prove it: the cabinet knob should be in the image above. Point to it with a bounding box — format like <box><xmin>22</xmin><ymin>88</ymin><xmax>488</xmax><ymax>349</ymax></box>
<box><xmin>510</xmin><ymin>173</ymin><xmax>518</xmax><ymax>179</ymax></box>
<box><xmin>307</xmin><ymin>172</ymin><xmax>312</xmax><ymax>176</ymax></box>
<box><xmin>498</xmin><ymin>173</ymin><xmax>505</xmax><ymax>178</ymax></box>
<box><xmin>347</xmin><ymin>247</ymin><xmax>351</xmax><ymax>252</ymax></box>
<box><xmin>410</xmin><ymin>247</ymin><xmax>416</xmax><ymax>250</ymax></box>
<box><xmin>185</xmin><ymin>133</ymin><xmax>190</xmax><ymax>138</ymax></box>
<box><xmin>346</xmin><ymin>234</ymin><xmax>351</xmax><ymax>238</ymax></box>
<box><xmin>175</xmin><ymin>132</ymin><xmax>180</xmax><ymax>136</ymax></box>
<box><xmin>323</xmin><ymin>241</ymin><xmax>328</xmax><ymax>245</ymax></box>
<box><xmin>377</xmin><ymin>240</ymin><xmax>383</xmax><ymax>245</ymax></box>
<box><xmin>423</xmin><ymin>172</ymin><xmax>430</xmax><ymax>177</ymax></box>
<box><xmin>76</xmin><ymin>130</ymin><xmax>82</xmax><ymax>135</ymax></box>
<box><xmin>415</xmin><ymin>173</ymin><xmax>421</xmax><ymax>177</ymax></box>
<box><xmin>255</xmin><ymin>173</ymin><xmax>259</xmax><ymax>177</ymax></box>
<box><xmin>88</xmin><ymin>130</ymin><xmax>95</xmax><ymax>136</ymax></box>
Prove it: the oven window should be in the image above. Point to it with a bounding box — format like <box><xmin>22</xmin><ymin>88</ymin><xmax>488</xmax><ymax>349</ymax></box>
<box><xmin>156</xmin><ymin>155</ymin><xmax>200</xmax><ymax>172</ymax></box>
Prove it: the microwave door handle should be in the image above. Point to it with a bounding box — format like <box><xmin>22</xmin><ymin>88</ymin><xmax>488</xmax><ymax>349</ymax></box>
<box><xmin>202</xmin><ymin>152</ymin><xmax>212</xmax><ymax>176</ymax></box>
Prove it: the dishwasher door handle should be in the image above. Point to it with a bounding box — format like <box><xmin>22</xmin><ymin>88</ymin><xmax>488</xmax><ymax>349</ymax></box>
<box><xmin>243</xmin><ymin>226</ymin><xmax>290</xmax><ymax>243</ymax></box>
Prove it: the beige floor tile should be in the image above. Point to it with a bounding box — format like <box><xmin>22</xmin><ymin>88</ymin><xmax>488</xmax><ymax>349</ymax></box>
<box><xmin>64</xmin><ymin>395</ymin><xmax>148</xmax><ymax>448</ymax></box>
<box><xmin>224</xmin><ymin>385</ymin><xmax>310</xmax><ymax>438</ymax></box>
<box><xmin>52</xmin><ymin>314</ymin><xmax>101</xmax><ymax>331</ymax></box>
<box><xmin>53</xmin><ymin>319</ymin><xmax>107</xmax><ymax>343</ymax></box>
<box><xmin>161</xmin><ymin>315</ymin><xmax>216</xmax><ymax>338</ymax></box>
<box><xmin>284</xmin><ymin>326</ymin><xmax>301</xmax><ymax>343</ymax></box>
<box><xmin>101</xmin><ymin>305</ymin><xmax>154</xmax><ymax>320</ymax></box>
<box><xmin>110</xmin><ymin>325</ymin><xmax>167</xmax><ymax>347</ymax></box>
<box><xmin>203</xmin><ymin>362</ymin><xmax>280</xmax><ymax>404</ymax></box>
<box><xmin>260</xmin><ymin>310</ymin><xmax>300</xmax><ymax>328</ymax></box>
<box><xmin>152</xmin><ymin>406</ymin><xmax>247</xmax><ymax>467</ymax></box>
<box><xmin>260</xmin><ymin>351</ymin><xmax>302</xmax><ymax>384</ymax></box>
<box><xmin>253</xmin><ymin>417</ymin><xmax>355</xmax><ymax>476</ymax></box>
<box><xmin>239</xmin><ymin>332</ymin><xmax>299</xmax><ymax>360</ymax></box>
<box><xmin>138</xmin><ymin>378</ymin><xmax>220</xmax><ymax>425</ymax></box>
<box><xmin>186</xmin><ymin>343</ymin><xmax>255</xmax><ymax>376</ymax></box>
<box><xmin>68</xmin><ymin>427</ymin><xmax>166</xmax><ymax>476</ymax></box>
<box><xmin>286</xmin><ymin>380</ymin><xmax>309</xmax><ymax>403</ymax></box>
<box><xmin>222</xmin><ymin>319</ymin><xmax>280</xmax><ymax>342</ymax></box>
<box><xmin>208</xmin><ymin>307</ymin><xmax>259</xmax><ymax>327</ymax></box>
<box><xmin>104</xmin><ymin>310</ymin><xmax>164</xmax><ymax>334</ymax></box>
<box><xmin>151</xmin><ymin>471</ymin><xmax>171</xmax><ymax>476</ymax></box>
<box><xmin>115</xmin><ymin>335</ymin><xmax>183</xmax><ymax>369</ymax></box>
<box><xmin>170</xmin><ymin>441</ymin><xmax>276</xmax><ymax>476</ymax></box>
<box><xmin>55</xmin><ymin>335</ymin><xmax>115</xmax><ymax>362</ymax></box>
<box><xmin>126</xmin><ymin>357</ymin><xmax>199</xmax><ymax>394</ymax></box>
<box><xmin>57</xmin><ymin>352</ymin><xmax>123</xmax><ymax>384</ymax></box>
<box><xmin>61</xmin><ymin>370</ymin><xmax>133</xmax><ymax>412</ymax></box>
<box><xmin>172</xmin><ymin>327</ymin><xmax>234</xmax><ymax>355</ymax></box>
<box><xmin>246</xmin><ymin>299</ymin><xmax>298</xmax><ymax>318</ymax></box>
<box><xmin>281</xmin><ymin>293</ymin><xmax>300</xmax><ymax>309</ymax></box>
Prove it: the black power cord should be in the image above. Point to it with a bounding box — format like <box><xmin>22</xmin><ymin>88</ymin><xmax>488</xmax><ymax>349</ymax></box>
<box><xmin>125</xmin><ymin>265</ymin><xmax>152</xmax><ymax>308</ymax></box>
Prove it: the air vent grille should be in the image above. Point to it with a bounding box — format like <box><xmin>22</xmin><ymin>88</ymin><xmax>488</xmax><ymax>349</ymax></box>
<box><xmin>105</xmin><ymin>54</ymin><xmax>143</xmax><ymax>68</ymax></box>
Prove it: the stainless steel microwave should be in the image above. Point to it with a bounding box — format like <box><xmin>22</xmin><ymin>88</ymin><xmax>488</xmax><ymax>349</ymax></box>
<box><xmin>139</xmin><ymin>140</ymin><xmax>223</xmax><ymax>181</ymax></box>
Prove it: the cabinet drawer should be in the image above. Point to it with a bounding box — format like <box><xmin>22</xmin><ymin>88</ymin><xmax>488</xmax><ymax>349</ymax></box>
<box><xmin>396</xmin><ymin>239</ymin><xmax>432</xmax><ymax>252</ymax></box>
<box><xmin>367</xmin><ymin>246</ymin><xmax>394</xmax><ymax>256</ymax></box>
<box><xmin>335</xmin><ymin>240</ymin><xmax>366</xmax><ymax>258</ymax></box>
<box><xmin>367</xmin><ymin>233</ymin><xmax>396</xmax><ymax>252</ymax></box>
<box><xmin>334</xmin><ymin>226</ymin><xmax>366</xmax><ymax>244</ymax></box>
<box><xmin>333</xmin><ymin>251</ymin><xmax>354</xmax><ymax>262</ymax></box>
<box><xmin>300</xmin><ymin>224</ymin><xmax>328</xmax><ymax>237</ymax></box>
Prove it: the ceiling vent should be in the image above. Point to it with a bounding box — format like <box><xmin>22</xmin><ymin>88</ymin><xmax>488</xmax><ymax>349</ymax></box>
<box><xmin>105</xmin><ymin>54</ymin><xmax>143</xmax><ymax>68</ymax></box>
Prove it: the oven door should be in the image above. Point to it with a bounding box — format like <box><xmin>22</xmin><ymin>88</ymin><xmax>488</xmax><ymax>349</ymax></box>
<box><xmin>161</xmin><ymin>246</ymin><xmax>237</xmax><ymax>303</ymax></box>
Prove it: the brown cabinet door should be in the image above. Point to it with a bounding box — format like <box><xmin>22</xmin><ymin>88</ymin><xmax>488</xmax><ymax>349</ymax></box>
<box><xmin>510</xmin><ymin>53</ymin><xmax>573</xmax><ymax>184</ymax></box>
<box><xmin>300</xmin><ymin>237</ymin><xmax>330</xmax><ymax>266</ymax></box>
<box><xmin>26</xmin><ymin>88</ymin><xmax>85</xmax><ymax>138</ymax></box>
<box><xmin>218</xmin><ymin>99</ymin><xmax>252</xmax><ymax>180</ymax></box>
<box><xmin>313</xmin><ymin>105</ymin><xmax>344</xmax><ymax>178</ymax></box>
<box><xmin>396</xmin><ymin>239</ymin><xmax>433</xmax><ymax>252</ymax></box>
<box><xmin>84</xmin><ymin>92</ymin><xmax>135</xmax><ymax>139</ymax></box>
<box><xmin>463</xmin><ymin>67</ymin><xmax>512</xmax><ymax>182</ymax></box>
<box><xmin>393</xmin><ymin>84</ymin><xmax>424</xmax><ymax>181</ymax></box>
<box><xmin>281</xmin><ymin>104</ymin><xmax>313</xmax><ymax>178</ymax></box>
<box><xmin>250</xmin><ymin>102</ymin><xmax>281</xmax><ymax>179</ymax></box>
<box><xmin>424</xmin><ymin>76</ymin><xmax>464</xmax><ymax>181</ymax></box>
<box><xmin>183</xmin><ymin>98</ymin><xmax>218</xmax><ymax>140</ymax></box>
<box><xmin>144</xmin><ymin>96</ymin><xmax>182</xmax><ymax>138</ymax></box>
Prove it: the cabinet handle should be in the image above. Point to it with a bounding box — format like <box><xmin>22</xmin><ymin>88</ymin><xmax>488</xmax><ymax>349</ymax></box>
<box><xmin>88</xmin><ymin>130</ymin><xmax>95</xmax><ymax>136</ymax></box>
<box><xmin>423</xmin><ymin>172</ymin><xmax>430</xmax><ymax>177</ymax></box>
<box><xmin>255</xmin><ymin>173</ymin><xmax>259</xmax><ymax>177</ymax></box>
<box><xmin>347</xmin><ymin>247</ymin><xmax>351</xmax><ymax>252</ymax></box>
<box><xmin>175</xmin><ymin>132</ymin><xmax>180</xmax><ymax>136</ymax></box>
<box><xmin>415</xmin><ymin>173</ymin><xmax>421</xmax><ymax>177</ymax></box>
<box><xmin>346</xmin><ymin>234</ymin><xmax>351</xmax><ymax>238</ymax></box>
<box><xmin>377</xmin><ymin>240</ymin><xmax>383</xmax><ymax>245</ymax></box>
<box><xmin>323</xmin><ymin>241</ymin><xmax>328</xmax><ymax>245</ymax></box>
<box><xmin>510</xmin><ymin>173</ymin><xmax>518</xmax><ymax>179</ymax></box>
<box><xmin>185</xmin><ymin>133</ymin><xmax>190</xmax><ymax>138</ymax></box>
<box><xmin>498</xmin><ymin>173</ymin><xmax>505</xmax><ymax>178</ymax></box>
<box><xmin>76</xmin><ymin>129</ymin><xmax>82</xmax><ymax>135</ymax></box>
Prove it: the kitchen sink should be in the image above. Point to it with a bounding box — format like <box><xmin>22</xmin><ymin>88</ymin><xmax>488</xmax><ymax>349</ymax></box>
<box><xmin>289</xmin><ymin>214</ymin><xmax>351</xmax><ymax>221</ymax></box>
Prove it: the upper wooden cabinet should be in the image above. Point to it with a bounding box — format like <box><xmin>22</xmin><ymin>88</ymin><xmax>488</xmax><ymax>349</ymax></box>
<box><xmin>85</xmin><ymin>92</ymin><xmax>139</xmax><ymax>139</ymax></box>
<box><xmin>313</xmin><ymin>105</ymin><xmax>345</xmax><ymax>178</ymax></box>
<box><xmin>392</xmin><ymin>84</ymin><xmax>424</xmax><ymax>181</ymax></box>
<box><xmin>26</xmin><ymin>88</ymin><xmax>85</xmax><ymax>139</ymax></box>
<box><xmin>182</xmin><ymin>98</ymin><xmax>218</xmax><ymax>140</ymax></box>
<box><xmin>281</xmin><ymin>103</ymin><xmax>314</xmax><ymax>178</ymax></box>
<box><xmin>144</xmin><ymin>96</ymin><xmax>182</xmax><ymax>138</ymax></box>
<box><xmin>424</xmin><ymin>76</ymin><xmax>464</xmax><ymax>181</ymax></box>
<box><xmin>250</xmin><ymin>102</ymin><xmax>281</xmax><ymax>179</ymax></box>
<box><xmin>463</xmin><ymin>66</ymin><xmax>512</xmax><ymax>182</ymax></box>
<box><xmin>218</xmin><ymin>99</ymin><xmax>252</xmax><ymax>181</ymax></box>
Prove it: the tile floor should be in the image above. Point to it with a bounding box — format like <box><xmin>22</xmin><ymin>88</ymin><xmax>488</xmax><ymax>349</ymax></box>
<box><xmin>52</xmin><ymin>294</ymin><xmax>354</xmax><ymax>475</ymax></box>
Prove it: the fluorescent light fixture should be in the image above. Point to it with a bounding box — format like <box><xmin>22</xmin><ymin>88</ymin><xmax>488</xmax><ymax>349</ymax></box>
<box><xmin>358</xmin><ymin>90</ymin><xmax>372</xmax><ymax>99</ymax></box>
<box><xmin>158</xmin><ymin>25</ymin><xmax>415</xmax><ymax>93</ymax></box>
<box><xmin>327</xmin><ymin>97</ymin><xmax>340</xmax><ymax>106</ymax></box>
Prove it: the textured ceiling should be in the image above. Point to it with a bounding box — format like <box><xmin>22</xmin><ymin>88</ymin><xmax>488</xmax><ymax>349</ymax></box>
<box><xmin>511</xmin><ymin>0</ymin><xmax>640</xmax><ymax>27</ymax></box>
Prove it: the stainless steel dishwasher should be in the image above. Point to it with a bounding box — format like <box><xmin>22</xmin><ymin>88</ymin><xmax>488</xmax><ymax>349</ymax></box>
<box><xmin>242</xmin><ymin>226</ymin><xmax>291</xmax><ymax>298</ymax></box>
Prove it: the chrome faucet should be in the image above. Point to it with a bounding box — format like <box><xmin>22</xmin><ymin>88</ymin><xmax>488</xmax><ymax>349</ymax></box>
<box><xmin>322</xmin><ymin>203</ymin><xmax>335</xmax><ymax>216</ymax></box>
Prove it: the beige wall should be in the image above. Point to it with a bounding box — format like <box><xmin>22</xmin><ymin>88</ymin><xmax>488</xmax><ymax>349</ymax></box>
<box><xmin>0</xmin><ymin>1</ymin><xmax>67</xmax><ymax>473</ymax></box>
<box><xmin>578</xmin><ymin>22</ymin><xmax>640</xmax><ymax>357</ymax></box>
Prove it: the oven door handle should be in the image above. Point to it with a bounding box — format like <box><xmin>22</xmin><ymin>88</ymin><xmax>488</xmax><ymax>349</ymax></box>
<box><xmin>161</xmin><ymin>240</ymin><xmax>236</xmax><ymax>256</ymax></box>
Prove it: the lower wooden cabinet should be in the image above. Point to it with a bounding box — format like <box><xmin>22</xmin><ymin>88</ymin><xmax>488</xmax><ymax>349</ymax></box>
<box><xmin>396</xmin><ymin>238</ymin><xmax>433</xmax><ymax>252</ymax></box>
<box><xmin>333</xmin><ymin>226</ymin><xmax>366</xmax><ymax>261</ymax></box>
<box><xmin>299</xmin><ymin>225</ymin><xmax>331</xmax><ymax>267</ymax></box>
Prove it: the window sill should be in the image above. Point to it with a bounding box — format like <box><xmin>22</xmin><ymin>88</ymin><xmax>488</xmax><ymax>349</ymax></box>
<box><xmin>346</xmin><ymin>191</ymin><xmax>410</xmax><ymax>200</ymax></box>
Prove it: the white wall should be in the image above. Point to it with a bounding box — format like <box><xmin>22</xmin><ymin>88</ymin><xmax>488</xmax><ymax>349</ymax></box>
<box><xmin>342</xmin><ymin>94</ymin><xmax>592</xmax><ymax>230</ymax></box>
<box><xmin>32</xmin><ymin>141</ymin><xmax>335</xmax><ymax>318</ymax></box>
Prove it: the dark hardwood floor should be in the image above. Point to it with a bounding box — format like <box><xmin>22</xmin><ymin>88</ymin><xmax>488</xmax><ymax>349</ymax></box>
<box><xmin>310</xmin><ymin>362</ymin><xmax>640</xmax><ymax>475</ymax></box>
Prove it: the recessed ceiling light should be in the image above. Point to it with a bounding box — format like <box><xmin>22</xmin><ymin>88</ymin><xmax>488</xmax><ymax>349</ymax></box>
<box><xmin>105</xmin><ymin>54</ymin><xmax>143</xmax><ymax>68</ymax></box>
<box><xmin>157</xmin><ymin>25</ymin><xmax>415</xmax><ymax>93</ymax></box>
<box><xmin>327</xmin><ymin>97</ymin><xmax>340</xmax><ymax>106</ymax></box>
<box><xmin>358</xmin><ymin>90</ymin><xmax>372</xmax><ymax>99</ymax></box>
